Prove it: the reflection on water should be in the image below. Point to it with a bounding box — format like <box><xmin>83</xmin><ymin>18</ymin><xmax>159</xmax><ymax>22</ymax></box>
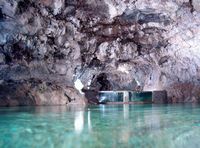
<box><xmin>0</xmin><ymin>104</ymin><xmax>200</xmax><ymax>148</ymax></box>
<box><xmin>74</xmin><ymin>111</ymin><xmax>84</xmax><ymax>134</ymax></box>
<box><xmin>123</xmin><ymin>104</ymin><xmax>129</xmax><ymax>119</ymax></box>
<box><xmin>88</xmin><ymin>110</ymin><xmax>92</xmax><ymax>132</ymax></box>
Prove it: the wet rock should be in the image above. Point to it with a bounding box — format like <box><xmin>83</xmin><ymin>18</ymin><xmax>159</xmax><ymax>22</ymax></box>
<box><xmin>82</xmin><ymin>89</ymin><xmax>99</xmax><ymax>104</ymax></box>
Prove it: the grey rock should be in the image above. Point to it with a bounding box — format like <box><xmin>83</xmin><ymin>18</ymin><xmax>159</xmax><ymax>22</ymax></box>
<box><xmin>0</xmin><ymin>0</ymin><xmax>200</xmax><ymax>105</ymax></box>
<box><xmin>0</xmin><ymin>53</ymin><xmax>5</xmax><ymax>64</ymax></box>
<box><xmin>54</xmin><ymin>63</ymin><xmax>67</xmax><ymax>75</ymax></box>
<box><xmin>193</xmin><ymin>0</ymin><xmax>200</xmax><ymax>12</ymax></box>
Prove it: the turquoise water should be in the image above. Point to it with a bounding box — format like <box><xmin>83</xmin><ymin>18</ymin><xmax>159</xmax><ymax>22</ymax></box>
<box><xmin>0</xmin><ymin>104</ymin><xmax>200</xmax><ymax>148</ymax></box>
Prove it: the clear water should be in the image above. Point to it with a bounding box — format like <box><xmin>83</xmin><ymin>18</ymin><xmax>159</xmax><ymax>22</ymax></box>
<box><xmin>0</xmin><ymin>104</ymin><xmax>200</xmax><ymax>148</ymax></box>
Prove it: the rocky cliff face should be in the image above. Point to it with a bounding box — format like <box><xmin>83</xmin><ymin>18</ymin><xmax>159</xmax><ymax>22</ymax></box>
<box><xmin>0</xmin><ymin>0</ymin><xmax>200</xmax><ymax>106</ymax></box>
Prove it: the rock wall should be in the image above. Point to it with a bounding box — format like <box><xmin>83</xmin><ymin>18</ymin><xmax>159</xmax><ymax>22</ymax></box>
<box><xmin>0</xmin><ymin>0</ymin><xmax>200</xmax><ymax>105</ymax></box>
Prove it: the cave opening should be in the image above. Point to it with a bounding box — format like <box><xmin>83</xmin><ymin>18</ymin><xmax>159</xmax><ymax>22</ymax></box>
<box><xmin>95</xmin><ymin>73</ymin><xmax>112</xmax><ymax>91</ymax></box>
<box><xmin>83</xmin><ymin>73</ymin><xmax>112</xmax><ymax>104</ymax></box>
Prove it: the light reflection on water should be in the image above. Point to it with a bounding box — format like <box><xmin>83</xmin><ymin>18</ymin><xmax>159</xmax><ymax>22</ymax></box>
<box><xmin>74</xmin><ymin>111</ymin><xmax>84</xmax><ymax>134</ymax></box>
<box><xmin>0</xmin><ymin>104</ymin><xmax>200</xmax><ymax>148</ymax></box>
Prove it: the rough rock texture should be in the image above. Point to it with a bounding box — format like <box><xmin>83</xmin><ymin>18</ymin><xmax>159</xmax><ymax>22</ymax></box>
<box><xmin>0</xmin><ymin>0</ymin><xmax>200</xmax><ymax>105</ymax></box>
<box><xmin>152</xmin><ymin>90</ymin><xmax>168</xmax><ymax>104</ymax></box>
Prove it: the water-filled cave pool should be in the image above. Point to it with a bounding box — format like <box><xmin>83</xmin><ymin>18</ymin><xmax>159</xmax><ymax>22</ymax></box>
<box><xmin>0</xmin><ymin>104</ymin><xmax>200</xmax><ymax>148</ymax></box>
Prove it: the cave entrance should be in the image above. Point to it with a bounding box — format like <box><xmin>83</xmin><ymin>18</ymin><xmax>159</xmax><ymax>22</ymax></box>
<box><xmin>91</xmin><ymin>73</ymin><xmax>112</xmax><ymax>91</ymax></box>
<box><xmin>96</xmin><ymin>73</ymin><xmax>112</xmax><ymax>91</ymax></box>
<box><xmin>82</xmin><ymin>73</ymin><xmax>112</xmax><ymax>104</ymax></box>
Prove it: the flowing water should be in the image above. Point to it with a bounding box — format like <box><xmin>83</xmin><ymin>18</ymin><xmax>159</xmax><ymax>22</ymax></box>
<box><xmin>0</xmin><ymin>104</ymin><xmax>200</xmax><ymax>148</ymax></box>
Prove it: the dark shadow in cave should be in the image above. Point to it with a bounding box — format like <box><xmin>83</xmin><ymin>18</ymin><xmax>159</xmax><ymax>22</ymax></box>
<box><xmin>83</xmin><ymin>73</ymin><xmax>112</xmax><ymax>104</ymax></box>
<box><xmin>0</xmin><ymin>8</ymin><xmax>4</xmax><ymax>20</ymax></box>
<box><xmin>95</xmin><ymin>73</ymin><xmax>112</xmax><ymax>91</ymax></box>
<box><xmin>17</xmin><ymin>0</ymin><xmax>32</xmax><ymax>14</ymax></box>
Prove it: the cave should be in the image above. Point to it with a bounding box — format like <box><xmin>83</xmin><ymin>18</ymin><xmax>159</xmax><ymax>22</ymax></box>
<box><xmin>0</xmin><ymin>0</ymin><xmax>200</xmax><ymax>147</ymax></box>
<box><xmin>92</xmin><ymin>73</ymin><xmax>112</xmax><ymax>91</ymax></box>
<box><xmin>0</xmin><ymin>0</ymin><xmax>199</xmax><ymax>104</ymax></box>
